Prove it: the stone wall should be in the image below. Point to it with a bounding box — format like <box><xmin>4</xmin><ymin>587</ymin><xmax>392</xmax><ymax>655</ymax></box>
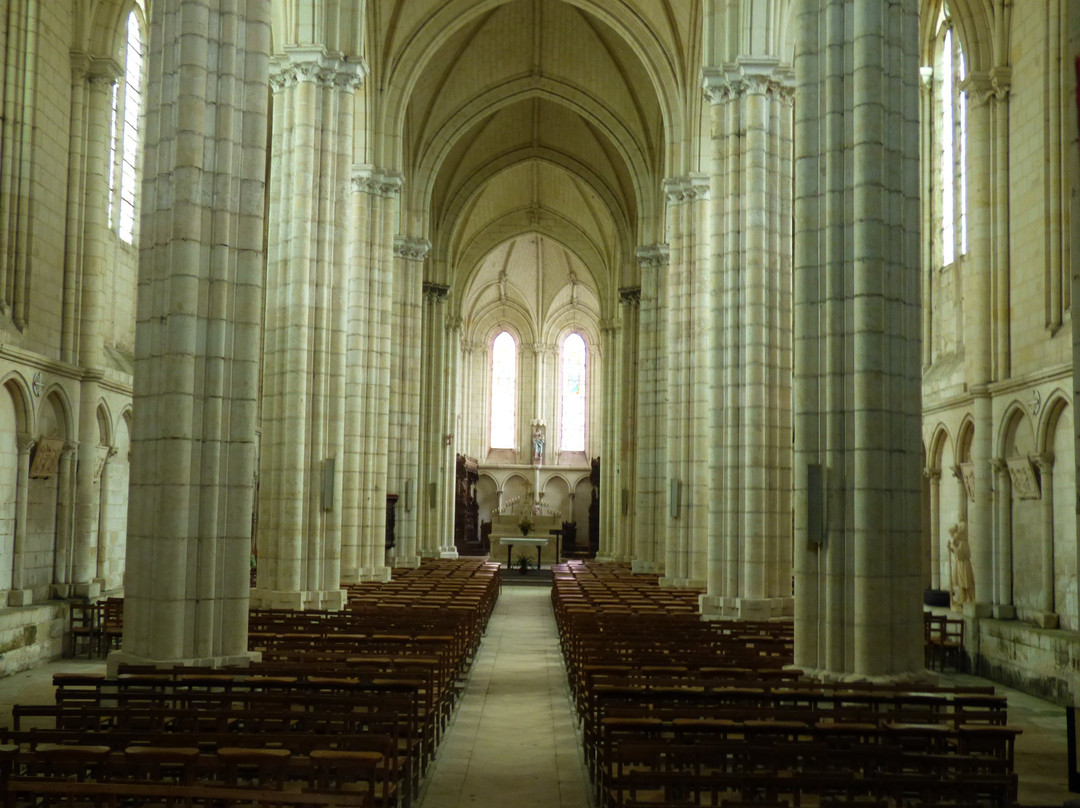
<box><xmin>973</xmin><ymin>617</ymin><xmax>1080</xmax><ymax>706</ymax></box>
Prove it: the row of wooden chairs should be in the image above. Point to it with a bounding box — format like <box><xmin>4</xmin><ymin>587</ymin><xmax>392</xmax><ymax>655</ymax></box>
<box><xmin>67</xmin><ymin>598</ymin><xmax>123</xmax><ymax>660</ymax></box>
<box><xmin>0</xmin><ymin>740</ymin><xmax>385</xmax><ymax>807</ymax></box>
<box><xmin>924</xmin><ymin>612</ymin><xmax>965</xmax><ymax>672</ymax></box>
<box><xmin>8</xmin><ymin>558</ymin><xmax>501</xmax><ymax>808</ymax></box>
<box><xmin>552</xmin><ymin>560</ymin><xmax>1020</xmax><ymax>808</ymax></box>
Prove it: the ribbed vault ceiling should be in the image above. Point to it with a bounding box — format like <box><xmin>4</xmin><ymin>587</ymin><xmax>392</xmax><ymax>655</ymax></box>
<box><xmin>371</xmin><ymin>0</ymin><xmax>691</xmax><ymax>315</ymax></box>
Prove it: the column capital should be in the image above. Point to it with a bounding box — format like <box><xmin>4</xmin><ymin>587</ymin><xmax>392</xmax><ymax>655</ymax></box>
<box><xmin>446</xmin><ymin>315</ymin><xmax>463</xmax><ymax>333</ymax></box>
<box><xmin>17</xmin><ymin>435</ymin><xmax>35</xmax><ymax>455</ymax></box>
<box><xmin>71</xmin><ymin>53</ymin><xmax>121</xmax><ymax>87</ymax></box>
<box><xmin>962</xmin><ymin>68</ymin><xmax>1011</xmax><ymax>106</ymax></box>
<box><xmin>663</xmin><ymin>174</ymin><xmax>710</xmax><ymax>205</ymax></box>
<box><xmin>635</xmin><ymin>244</ymin><xmax>670</xmax><ymax>270</ymax></box>
<box><xmin>394</xmin><ymin>236</ymin><xmax>431</xmax><ymax>262</ymax></box>
<box><xmin>523</xmin><ymin>342</ymin><xmax>553</xmax><ymax>356</ymax></box>
<box><xmin>1032</xmin><ymin>452</ymin><xmax>1055</xmax><ymax>472</ymax></box>
<box><xmin>270</xmin><ymin>47</ymin><xmax>367</xmax><ymax>91</ymax></box>
<box><xmin>701</xmin><ymin>58</ymin><xmax>795</xmax><ymax>104</ymax></box>
<box><xmin>990</xmin><ymin>456</ymin><xmax>1008</xmax><ymax>474</ymax></box>
<box><xmin>923</xmin><ymin>467</ymin><xmax>941</xmax><ymax>481</ymax></box>
<box><xmin>422</xmin><ymin>282</ymin><xmax>449</xmax><ymax>303</ymax></box>
<box><xmin>352</xmin><ymin>165</ymin><xmax>405</xmax><ymax>197</ymax></box>
<box><xmin>599</xmin><ymin>318</ymin><xmax>620</xmax><ymax>334</ymax></box>
<box><xmin>619</xmin><ymin>286</ymin><xmax>641</xmax><ymax>305</ymax></box>
<box><xmin>61</xmin><ymin>442</ymin><xmax>79</xmax><ymax>459</ymax></box>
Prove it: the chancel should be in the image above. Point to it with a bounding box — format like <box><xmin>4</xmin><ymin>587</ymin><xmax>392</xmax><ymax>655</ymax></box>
<box><xmin>0</xmin><ymin>0</ymin><xmax>1077</xmax><ymax>804</ymax></box>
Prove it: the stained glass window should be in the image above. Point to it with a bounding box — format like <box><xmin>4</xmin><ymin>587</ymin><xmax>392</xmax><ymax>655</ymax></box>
<box><xmin>490</xmin><ymin>331</ymin><xmax>516</xmax><ymax>448</ymax></box>
<box><xmin>108</xmin><ymin>11</ymin><xmax>144</xmax><ymax>245</ymax></box>
<box><xmin>560</xmin><ymin>333</ymin><xmax>586</xmax><ymax>451</ymax></box>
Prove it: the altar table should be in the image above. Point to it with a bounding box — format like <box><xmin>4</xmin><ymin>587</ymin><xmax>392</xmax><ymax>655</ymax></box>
<box><xmin>498</xmin><ymin>536</ymin><xmax>549</xmax><ymax>570</ymax></box>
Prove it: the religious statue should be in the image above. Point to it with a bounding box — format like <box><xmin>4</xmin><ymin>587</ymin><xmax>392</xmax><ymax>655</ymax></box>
<box><xmin>532</xmin><ymin>424</ymin><xmax>545</xmax><ymax>465</ymax></box>
<box><xmin>948</xmin><ymin>521</ymin><xmax>975</xmax><ymax>606</ymax></box>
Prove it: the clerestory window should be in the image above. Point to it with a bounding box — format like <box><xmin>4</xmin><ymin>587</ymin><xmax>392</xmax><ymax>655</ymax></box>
<box><xmin>559</xmin><ymin>333</ymin><xmax>586</xmax><ymax>452</ymax></box>
<box><xmin>489</xmin><ymin>331</ymin><xmax>517</xmax><ymax>449</ymax></box>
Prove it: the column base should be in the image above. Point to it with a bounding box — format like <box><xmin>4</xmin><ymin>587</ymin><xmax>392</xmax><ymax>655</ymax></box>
<box><xmin>52</xmin><ymin>584</ymin><xmax>72</xmax><ymax>599</ymax></box>
<box><xmin>439</xmin><ymin>550</ymin><xmax>459</xmax><ymax>560</ymax></box>
<box><xmin>393</xmin><ymin>556</ymin><xmax>422</xmax><ymax>569</ymax></box>
<box><xmin>106</xmin><ymin>649</ymin><xmax>261</xmax><ymax>678</ymax></box>
<box><xmin>249</xmin><ymin>588</ymin><xmax>348</xmax><ymax>610</ymax></box>
<box><xmin>658</xmin><ymin>577</ymin><xmax>705</xmax><ymax>589</ymax></box>
<box><xmin>699</xmin><ymin>595</ymin><xmax>794</xmax><ymax>620</ymax></box>
<box><xmin>7</xmin><ymin>589</ymin><xmax>32</xmax><ymax>607</ymax></box>
<box><xmin>1031</xmin><ymin>610</ymin><xmax>1060</xmax><ymax>629</ymax></box>
<box><xmin>796</xmin><ymin>666</ymin><xmax>936</xmax><ymax>687</ymax></box>
<box><xmin>962</xmin><ymin>601</ymin><xmax>993</xmax><ymax>619</ymax></box>
<box><xmin>593</xmin><ymin>555</ymin><xmax>615</xmax><ymax>564</ymax></box>
<box><xmin>71</xmin><ymin>582</ymin><xmax>102</xmax><ymax>600</ymax></box>
<box><xmin>358</xmin><ymin>566</ymin><xmax>392</xmax><ymax>583</ymax></box>
<box><xmin>631</xmin><ymin>560</ymin><xmax>656</xmax><ymax>574</ymax></box>
<box><xmin>992</xmin><ymin>604</ymin><xmax>1016</xmax><ymax>620</ymax></box>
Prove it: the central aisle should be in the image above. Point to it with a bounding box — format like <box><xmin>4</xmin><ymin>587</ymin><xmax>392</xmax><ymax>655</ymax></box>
<box><xmin>416</xmin><ymin>585</ymin><xmax>594</xmax><ymax>808</ymax></box>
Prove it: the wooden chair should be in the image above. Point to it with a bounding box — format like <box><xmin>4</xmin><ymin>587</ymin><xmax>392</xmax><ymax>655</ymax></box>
<box><xmin>99</xmin><ymin>598</ymin><xmax>124</xmax><ymax>655</ymax></box>
<box><xmin>67</xmin><ymin>601</ymin><xmax>100</xmax><ymax>660</ymax></box>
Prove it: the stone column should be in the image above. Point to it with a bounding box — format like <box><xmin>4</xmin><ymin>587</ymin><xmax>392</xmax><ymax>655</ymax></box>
<box><xmin>438</xmin><ymin>316</ymin><xmax>463</xmax><ymax>559</ymax></box>
<box><xmin>95</xmin><ymin>447</ymin><xmax>117</xmax><ymax>586</ymax></box>
<box><xmin>990</xmin><ymin>458</ymin><xmax>1015</xmax><ymax>618</ymax></box>
<box><xmin>1034</xmin><ymin>453</ymin><xmax>1057</xmax><ymax>626</ymax></box>
<box><xmin>632</xmin><ymin>246</ymin><xmax>668</xmax><ymax>573</ymax></box>
<box><xmin>63</xmin><ymin>58</ymin><xmax>119</xmax><ymax>363</ymax></box>
<box><xmin>926</xmin><ymin>468</ymin><xmax>942</xmax><ymax>591</ymax></box>
<box><xmin>73</xmin><ymin>372</ymin><xmax>104</xmax><ymax>597</ymax></box>
<box><xmin>418</xmin><ymin>283</ymin><xmax>450</xmax><ymax>558</ymax></box>
<box><xmin>251</xmin><ymin>49</ymin><xmax>362</xmax><ymax>611</ymax></box>
<box><xmin>793</xmin><ymin>0</ymin><xmax>923</xmax><ymax>678</ymax></box>
<box><xmin>962</xmin><ymin>73</ymin><xmax>997</xmax><ymax>616</ymax></box>
<box><xmin>116</xmin><ymin>0</ymin><xmax>269</xmax><ymax>668</ymax></box>
<box><xmin>700</xmin><ymin>58</ymin><xmax>794</xmax><ymax>621</ymax></box>
<box><xmin>596</xmin><ymin>316</ymin><xmax>620</xmax><ymax>560</ymax></box>
<box><xmin>388</xmin><ymin>236</ymin><xmax>428</xmax><ymax>568</ymax></box>
<box><xmin>660</xmin><ymin>177</ymin><xmax>709</xmax><ymax>589</ymax></box>
<box><xmin>9</xmin><ymin>436</ymin><xmax>33</xmax><ymax>605</ymax></box>
<box><xmin>340</xmin><ymin>167</ymin><xmax>400</xmax><ymax>583</ymax></box>
<box><xmin>72</xmin><ymin>63</ymin><xmax>121</xmax><ymax>597</ymax></box>
<box><xmin>612</xmin><ymin>287</ymin><xmax>640</xmax><ymax>564</ymax></box>
<box><xmin>53</xmin><ymin>442</ymin><xmax>78</xmax><ymax>594</ymax></box>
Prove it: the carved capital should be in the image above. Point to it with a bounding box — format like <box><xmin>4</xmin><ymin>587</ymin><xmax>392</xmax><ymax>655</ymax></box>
<box><xmin>61</xmin><ymin>442</ymin><xmax>79</xmax><ymax>460</ymax></box>
<box><xmin>635</xmin><ymin>244</ymin><xmax>670</xmax><ymax>270</ymax></box>
<box><xmin>923</xmin><ymin>467</ymin><xmax>941</xmax><ymax>481</ymax></box>
<box><xmin>619</xmin><ymin>286</ymin><xmax>641</xmax><ymax>305</ymax></box>
<box><xmin>702</xmin><ymin>58</ymin><xmax>795</xmax><ymax>105</ymax></box>
<box><xmin>17</xmin><ymin>436</ymin><xmax>35</xmax><ymax>455</ymax></box>
<box><xmin>394</xmin><ymin>236</ymin><xmax>431</xmax><ymax>262</ymax></box>
<box><xmin>445</xmin><ymin>315</ymin><xmax>463</xmax><ymax>334</ymax></box>
<box><xmin>422</xmin><ymin>282</ymin><xmax>449</xmax><ymax>303</ymax></box>
<box><xmin>351</xmin><ymin>165</ymin><xmax>405</xmax><ymax>197</ymax></box>
<box><xmin>663</xmin><ymin>174</ymin><xmax>710</xmax><ymax>205</ymax></box>
<box><xmin>1033</xmin><ymin>452</ymin><xmax>1055</xmax><ymax>472</ymax></box>
<box><xmin>963</xmin><ymin>68</ymin><xmax>1011</xmax><ymax>106</ymax></box>
<box><xmin>271</xmin><ymin>48</ymin><xmax>367</xmax><ymax>91</ymax></box>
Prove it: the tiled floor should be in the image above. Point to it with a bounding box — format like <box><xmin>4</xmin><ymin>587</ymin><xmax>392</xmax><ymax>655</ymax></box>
<box><xmin>0</xmin><ymin>589</ymin><xmax>1073</xmax><ymax>807</ymax></box>
<box><xmin>416</xmin><ymin>585</ymin><xmax>593</xmax><ymax>808</ymax></box>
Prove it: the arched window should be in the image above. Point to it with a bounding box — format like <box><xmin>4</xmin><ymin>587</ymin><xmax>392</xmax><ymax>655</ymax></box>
<box><xmin>108</xmin><ymin>10</ymin><xmax>144</xmax><ymax>245</ymax></box>
<box><xmin>938</xmin><ymin>8</ymin><xmax>967</xmax><ymax>266</ymax></box>
<box><xmin>489</xmin><ymin>331</ymin><xmax>517</xmax><ymax>449</ymax></box>
<box><xmin>560</xmin><ymin>333</ymin><xmax>586</xmax><ymax>452</ymax></box>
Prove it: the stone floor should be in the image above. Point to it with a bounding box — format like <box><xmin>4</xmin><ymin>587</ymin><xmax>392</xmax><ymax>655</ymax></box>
<box><xmin>0</xmin><ymin>586</ymin><xmax>1073</xmax><ymax>807</ymax></box>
